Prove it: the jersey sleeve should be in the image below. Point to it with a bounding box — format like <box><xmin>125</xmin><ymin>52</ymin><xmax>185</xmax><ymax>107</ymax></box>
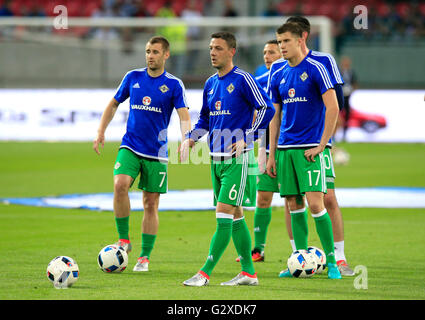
<box><xmin>240</xmin><ymin>73</ymin><xmax>275</xmax><ymax>143</ymax></box>
<box><xmin>114</xmin><ymin>71</ymin><xmax>132</xmax><ymax>103</ymax></box>
<box><xmin>172</xmin><ymin>79</ymin><xmax>189</xmax><ymax>110</ymax></box>
<box><xmin>269</xmin><ymin>73</ymin><xmax>282</xmax><ymax>104</ymax></box>
<box><xmin>308</xmin><ymin>58</ymin><xmax>334</xmax><ymax>95</ymax></box>
<box><xmin>324</xmin><ymin>55</ymin><xmax>344</xmax><ymax>86</ymax></box>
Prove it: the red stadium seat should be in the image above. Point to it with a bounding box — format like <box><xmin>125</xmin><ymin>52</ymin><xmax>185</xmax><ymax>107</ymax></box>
<box><xmin>277</xmin><ymin>0</ymin><xmax>298</xmax><ymax>15</ymax></box>
<box><xmin>146</xmin><ymin>0</ymin><xmax>166</xmax><ymax>16</ymax></box>
<box><xmin>377</xmin><ymin>2</ymin><xmax>390</xmax><ymax>16</ymax></box>
<box><xmin>334</xmin><ymin>2</ymin><xmax>351</xmax><ymax>22</ymax></box>
<box><xmin>301</xmin><ymin>2</ymin><xmax>317</xmax><ymax>16</ymax></box>
<box><xmin>66</xmin><ymin>1</ymin><xmax>82</xmax><ymax>17</ymax></box>
<box><xmin>81</xmin><ymin>1</ymin><xmax>100</xmax><ymax>17</ymax></box>
<box><xmin>316</xmin><ymin>2</ymin><xmax>334</xmax><ymax>20</ymax></box>
<box><xmin>396</xmin><ymin>2</ymin><xmax>410</xmax><ymax>18</ymax></box>
<box><xmin>172</xmin><ymin>0</ymin><xmax>188</xmax><ymax>16</ymax></box>
<box><xmin>420</xmin><ymin>3</ymin><xmax>425</xmax><ymax>16</ymax></box>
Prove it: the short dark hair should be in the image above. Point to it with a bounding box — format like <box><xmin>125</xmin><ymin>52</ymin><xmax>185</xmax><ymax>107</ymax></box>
<box><xmin>286</xmin><ymin>16</ymin><xmax>311</xmax><ymax>35</ymax></box>
<box><xmin>266</xmin><ymin>39</ymin><xmax>279</xmax><ymax>45</ymax></box>
<box><xmin>276</xmin><ymin>22</ymin><xmax>304</xmax><ymax>38</ymax></box>
<box><xmin>148</xmin><ymin>36</ymin><xmax>170</xmax><ymax>52</ymax></box>
<box><xmin>211</xmin><ymin>31</ymin><xmax>237</xmax><ymax>49</ymax></box>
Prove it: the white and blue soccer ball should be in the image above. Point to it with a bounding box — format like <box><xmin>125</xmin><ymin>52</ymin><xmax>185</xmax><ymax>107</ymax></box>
<box><xmin>46</xmin><ymin>256</ymin><xmax>79</xmax><ymax>289</ymax></box>
<box><xmin>287</xmin><ymin>250</ymin><xmax>317</xmax><ymax>278</ymax></box>
<box><xmin>98</xmin><ymin>244</ymin><xmax>128</xmax><ymax>273</ymax></box>
<box><xmin>308</xmin><ymin>246</ymin><xmax>327</xmax><ymax>274</ymax></box>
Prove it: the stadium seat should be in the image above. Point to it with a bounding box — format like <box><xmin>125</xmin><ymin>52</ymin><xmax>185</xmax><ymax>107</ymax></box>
<box><xmin>9</xmin><ymin>0</ymin><xmax>28</xmax><ymax>16</ymax></box>
<box><xmin>396</xmin><ymin>2</ymin><xmax>410</xmax><ymax>18</ymax></box>
<box><xmin>377</xmin><ymin>2</ymin><xmax>390</xmax><ymax>16</ymax></box>
<box><xmin>66</xmin><ymin>1</ymin><xmax>81</xmax><ymax>17</ymax></box>
<box><xmin>81</xmin><ymin>1</ymin><xmax>100</xmax><ymax>17</ymax></box>
<box><xmin>316</xmin><ymin>2</ymin><xmax>334</xmax><ymax>20</ymax></box>
<box><xmin>146</xmin><ymin>0</ymin><xmax>166</xmax><ymax>16</ymax></box>
<box><xmin>277</xmin><ymin>0</ymin><xmax>298</xmax><ymax>15</ymax></box>
<box><xmin>301</xmin><ymin>1</ymin><xmax>317</xmax><ymax>16</ymax></box>
<box><xmin>420</xmin><ymin>3</ymin><xmax>425</xmax><ymax>16</ymax></box>
<box><xmin>172</xmin><ymin>0</ymin><xmax>188</xmax><ymax>16</ymax></box>
<box><xmin>334</xmin><ymin>2</ymin><xmax>351</xmax><ymax>22</ymax></box>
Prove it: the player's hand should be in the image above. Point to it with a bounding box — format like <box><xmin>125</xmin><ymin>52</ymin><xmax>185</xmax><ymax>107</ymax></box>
<box><xmin>258</xmin><ymin>146</ymin><xmax>267</xmax><ymax>174</ymax></box>
<box><xmin>179</xmin><ymin>138</ymin><xmax>195</xmax><ymax>162</ymax></box>
<box><xmin>93</xmin><ymin>134</ymin><xmax>105</xmax><ymax>155</ymax></box>
<box><xmin>304</xmin><ymin>145</ymin><xmax>324</xmax><ymax>162</ymax></box>
<box><xmin>228</xmin><ymin>139</ymin><xmax>247</xmax><ymax>158</ymax></box>
<box><xmin>266</xmin><ymin>156</ymin><xmax>277</xmax><ymax>178</ymax></box>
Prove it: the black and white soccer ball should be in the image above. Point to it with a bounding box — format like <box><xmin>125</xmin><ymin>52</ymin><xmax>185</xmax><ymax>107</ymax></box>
<box><xmin>46</xmin><ymin>256</ymin><xmax>79</xmax><ymax>289</ymax></box>
<box><xmin>98</xmin><ymin>244</ymin><xmax>128</xmax><ymax>273</ymax></box>
<box><xmin>287</xmin><ymin>250</ymin><xmax>317</xmax><ymax>278</ymax></box>
<box><xmin>308</xmin><ymin>246</ymin><xmax>327</xmax><ymax>274</ymax></box>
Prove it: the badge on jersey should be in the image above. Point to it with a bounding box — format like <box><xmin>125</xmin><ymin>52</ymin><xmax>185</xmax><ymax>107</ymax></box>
<box><xmin>226</xmin><ymin>83</ymin><xmax>235</xmax><ymax>94</ymax></box>
<box><xmin>142</xmin><ymin>96</ymin><xmax>151</xmax><ymax>105</ymax></box>
<box><xmin>300</xmin><ymin>72</ymin><xmax>309</xmax><ymax>82</ymax></box>
<box><xmin>159</xmin><ymin>84</ymin><xmax>169</xmax><ymax>93</ymax></box>
<box><xmin>215</xmin><ymin>101</ymin><xmax>222</xmax><ymax>110</ymax></box>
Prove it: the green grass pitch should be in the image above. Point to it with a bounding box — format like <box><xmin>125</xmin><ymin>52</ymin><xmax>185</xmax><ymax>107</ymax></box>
<box><xmin>1</xmin><ymin>142</ymin><xmax>425</xmax><ymax>300</ymax></box>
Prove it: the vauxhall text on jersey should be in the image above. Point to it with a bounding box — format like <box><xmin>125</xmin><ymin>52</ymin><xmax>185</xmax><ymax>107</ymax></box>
<box><xmin>114</xmin><ymin>68</ymin><xmax>188</xmax><ymax>161</ymax></box>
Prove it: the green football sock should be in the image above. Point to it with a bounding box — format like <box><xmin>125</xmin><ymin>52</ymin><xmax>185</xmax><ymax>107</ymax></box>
<box><xmin>233</xmin><ymin>217</ymin><xmax>256</xmax><ymax>275</ymax></box>
<box><xmin>290</xmin><ymin>208</ymin><xmax>308</xmax><ymax>250</ymax></box>
<box><xmin>140</xmin><ymin>233</ymin><xmax>156</xmax><ymax>259</ymax></box>
<box><xmin>115</xmin><ymin>216</ymin><xmax>130</xmax><ymax>240</ymax></box>
<box><xmin>313</xmin><ymin>210</ymin><xmax>336</xmax><ymax>264</ymax></box>
<box><xmin>200</xmin><ymin>216</ymin><xmax>233</xmax><ymax>277</ymax></box>
<box><xmin>253</xmin><ymin>207</ymin><xmax>272</xmax><ymax>252</ymax></box>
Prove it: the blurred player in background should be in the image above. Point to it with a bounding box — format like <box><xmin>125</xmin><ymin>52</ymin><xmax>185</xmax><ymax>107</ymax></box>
<box><xmin>93</xmin><ymin>36</ymin><xmax>191</xmax><ymax>273</ymax></box>
<box><xmin>267</xmin><ymin>22</ymin><xmax>341</xmax><ymax>279</ymax></box>
<box><xmin>235</xmin><ymin>39</ymin><xmax>282</xmax><ymax>264</ymax></box>
<box><xmin>181</xmin><ymin>31</ymin><xmax>275</xmax><ymax>287</ymax></box>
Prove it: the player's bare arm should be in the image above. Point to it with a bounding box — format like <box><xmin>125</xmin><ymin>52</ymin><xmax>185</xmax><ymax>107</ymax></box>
<box><xmin>304</xmin><ymin>89</ymin><xmax>339</xmax><ymax>162</ymax></box>
<box><xmin>177</xmin><ymin>107</ymin><xmax>192</xmax><ymax>162</ymax></box>
<box><xmin>93</xmin><ymin>98</ymin><xmax>120</xmax><ymax>155</ymax></box>
<box><xmin>266</xmin><ymin>102</ymin><xmax>282</xmax><ymax>178</ymax></box>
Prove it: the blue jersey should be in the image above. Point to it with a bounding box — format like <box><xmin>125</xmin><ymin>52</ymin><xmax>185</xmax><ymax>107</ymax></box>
<box><xmin>269</xmin><ymin>56</ymin><xmax>334</xmax><ymax>148</ymax></box>
<box><xmin>255</xmin><ymin>69</ymin><xmax>270</xmax><ymax>92</ymax></box>
<box><xmin>189</xmin><ymin>66</ymin><xmax>275</xmax><ymax>156</ymax></box>
<box><xmin>114</xmin><ymin>68</ymin><xmax>188</xmax><ymax>161</ymax></box>
<box><xmin>308</xmin><ymin>50</ymin><xmax>344</xmax><ymax>86</ymax></box>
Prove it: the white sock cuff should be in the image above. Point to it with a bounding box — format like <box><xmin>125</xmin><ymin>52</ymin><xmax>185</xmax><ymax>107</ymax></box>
<box><xmin>216</xmin><ymin>212</ymin><xmax>234</xmax><ymax>219</ymax></box>
<box><xmin>289</xmin><ymin>208</ymin><xmax>306</xmax><ymax>215</ymax></box>
<box><xmin>311</xmin><ymin>209</ymin><xmax>327</xmax><ymax>218</ymax></box>
<box><xmin>233</xmin><ymin>216</ymin><xmax>245</xmax><ymax>222</ymax></box>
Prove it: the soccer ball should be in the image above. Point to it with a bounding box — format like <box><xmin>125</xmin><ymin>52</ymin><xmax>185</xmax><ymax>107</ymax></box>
<box><xmin>46</xmin><ymin>256</ymin><xmax>79</xmax><ymax>289</ymax></box>
<box><xmin>333</xmin><ymin>148</ymin><xmax>350</xmax><ymax>166</ymax></box>
<box><xmin>308</xmin><ymin>246</ymin><xmax>327</xmax><ymax>274</ymax></box>
<box><xmin>98</xmin><ymin>244</ymin><xmax>128</xmax><ymax>273</ymax></box>
<box><xmin>287</xmin><ymin>250</ymin><xmax>317</xmax><ymax>278</ymax></box>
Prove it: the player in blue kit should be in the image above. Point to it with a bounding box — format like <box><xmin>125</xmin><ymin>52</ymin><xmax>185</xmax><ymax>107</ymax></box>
<box><xmin>266</xmin><ymin>22</ymin><xmax>341</xmax><ymax>279</ymax></box>
<box><xmin>181</xmin><ymin>32</ymin><xmax>275</xmax><ymax>286</ymax></box>
<box><xmin>269</xmin><ymin>16</ymin><xmax>354</xmax><ymax>276</ymax></box>
<box><xmin>93</xmin><ymin>36</ymin><xmax>191</xmax><ymax>273</ymax></box>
